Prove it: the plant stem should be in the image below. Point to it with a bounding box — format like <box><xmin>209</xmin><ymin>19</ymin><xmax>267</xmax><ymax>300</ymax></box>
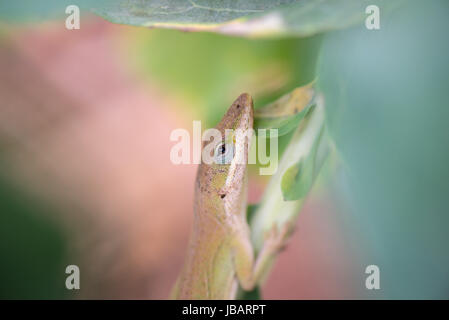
<box><xmin>249</xmin><ymin>93</ymin><xmax>328</xmax><ymax>280</ymax></box>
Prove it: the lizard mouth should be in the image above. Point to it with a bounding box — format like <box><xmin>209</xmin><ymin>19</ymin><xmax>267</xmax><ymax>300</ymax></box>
<box><xmin>232</xmin><ymin>93</ymin><xmax>254</xmax><ymax>131</ymax></box>
<box><xmin>216</xmin><ymin>93</ymin><xmax>254</xmax><ymax>133</ymax></box>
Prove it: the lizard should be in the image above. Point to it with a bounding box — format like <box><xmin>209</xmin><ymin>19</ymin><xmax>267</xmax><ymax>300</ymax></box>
<box><xmin>171</xmin><ymin>93</ymin><xmax>288</xmax><ymax>299</ymax></box>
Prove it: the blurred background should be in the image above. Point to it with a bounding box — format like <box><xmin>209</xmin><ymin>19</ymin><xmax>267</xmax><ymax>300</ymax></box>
<box><xmin>0</xmin><ymin>0</ymin><xmax>448</xmax><ymax>299</ymax></box>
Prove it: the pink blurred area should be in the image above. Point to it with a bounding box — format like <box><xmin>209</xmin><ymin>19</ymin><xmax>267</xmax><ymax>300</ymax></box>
<box><xmin>0</xmin><ymin>18</ymin><xmax>359</xmax><ymax>299</ymax></box>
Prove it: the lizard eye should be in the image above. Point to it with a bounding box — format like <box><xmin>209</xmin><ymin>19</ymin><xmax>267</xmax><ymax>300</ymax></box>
<box><xmin>214</xmin><ymin>142</ymin><xmax>234</xmax><ymax>164</ymax></box>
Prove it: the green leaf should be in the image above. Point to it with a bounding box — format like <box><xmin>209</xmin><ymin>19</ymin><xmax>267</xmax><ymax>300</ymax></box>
<box><xmin>246</xmin><ymin>204</ymin><xmax>259</xmax><ymax>225</ymax></box>
<box><xmin>93</xmin><ymin>0</ymin><xmax>387</xmax><ymax>38</ymax></box>
<box><xmin>280</xmin><ymin>126</ymin><xmax>324</xmax><ymax>201</ymax></box>
<box><xmin>281</xmin><ymin>158</ymin><xmax>313</xmax><ymax>201</ymax></box>
<box><xmin>254</xmin><ymin>110</ymin><xmax>308</xmax><ymax>137</ymax></box>
<box><xmin>254</xmin><ymin>83</ymin><xmax>315</xmax><ymax>137</ymax></box>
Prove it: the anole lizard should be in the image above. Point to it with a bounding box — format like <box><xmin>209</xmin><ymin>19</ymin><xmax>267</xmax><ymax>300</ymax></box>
<box><xmin>171</xmin><ymin>93</ymin><xmax>288</xmax><ymax>300</ymax></box>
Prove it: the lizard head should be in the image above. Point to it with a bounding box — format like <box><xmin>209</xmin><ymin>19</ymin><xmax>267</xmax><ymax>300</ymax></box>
<box><xmin>196</xmin><ymin>93</ymin><xmax>254</xmax><ymax>217</ymax></box>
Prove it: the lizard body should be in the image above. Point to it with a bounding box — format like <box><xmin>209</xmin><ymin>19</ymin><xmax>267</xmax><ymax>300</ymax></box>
<box><xmin>172</xmin><ymin>93</ymin><xmax>282</xmax><ymax>299</ymax></box>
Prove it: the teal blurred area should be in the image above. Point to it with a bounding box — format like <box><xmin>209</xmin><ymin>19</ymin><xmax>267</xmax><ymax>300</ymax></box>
<box><xmin>0</xmin><ymin>0</ymin><xmax>110</xmax><ymax>23</ymax></box>
<box><xmin>318</xmin><ymin>0</ymin><xmax>449</xmax><ymax>299</ymax></box>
